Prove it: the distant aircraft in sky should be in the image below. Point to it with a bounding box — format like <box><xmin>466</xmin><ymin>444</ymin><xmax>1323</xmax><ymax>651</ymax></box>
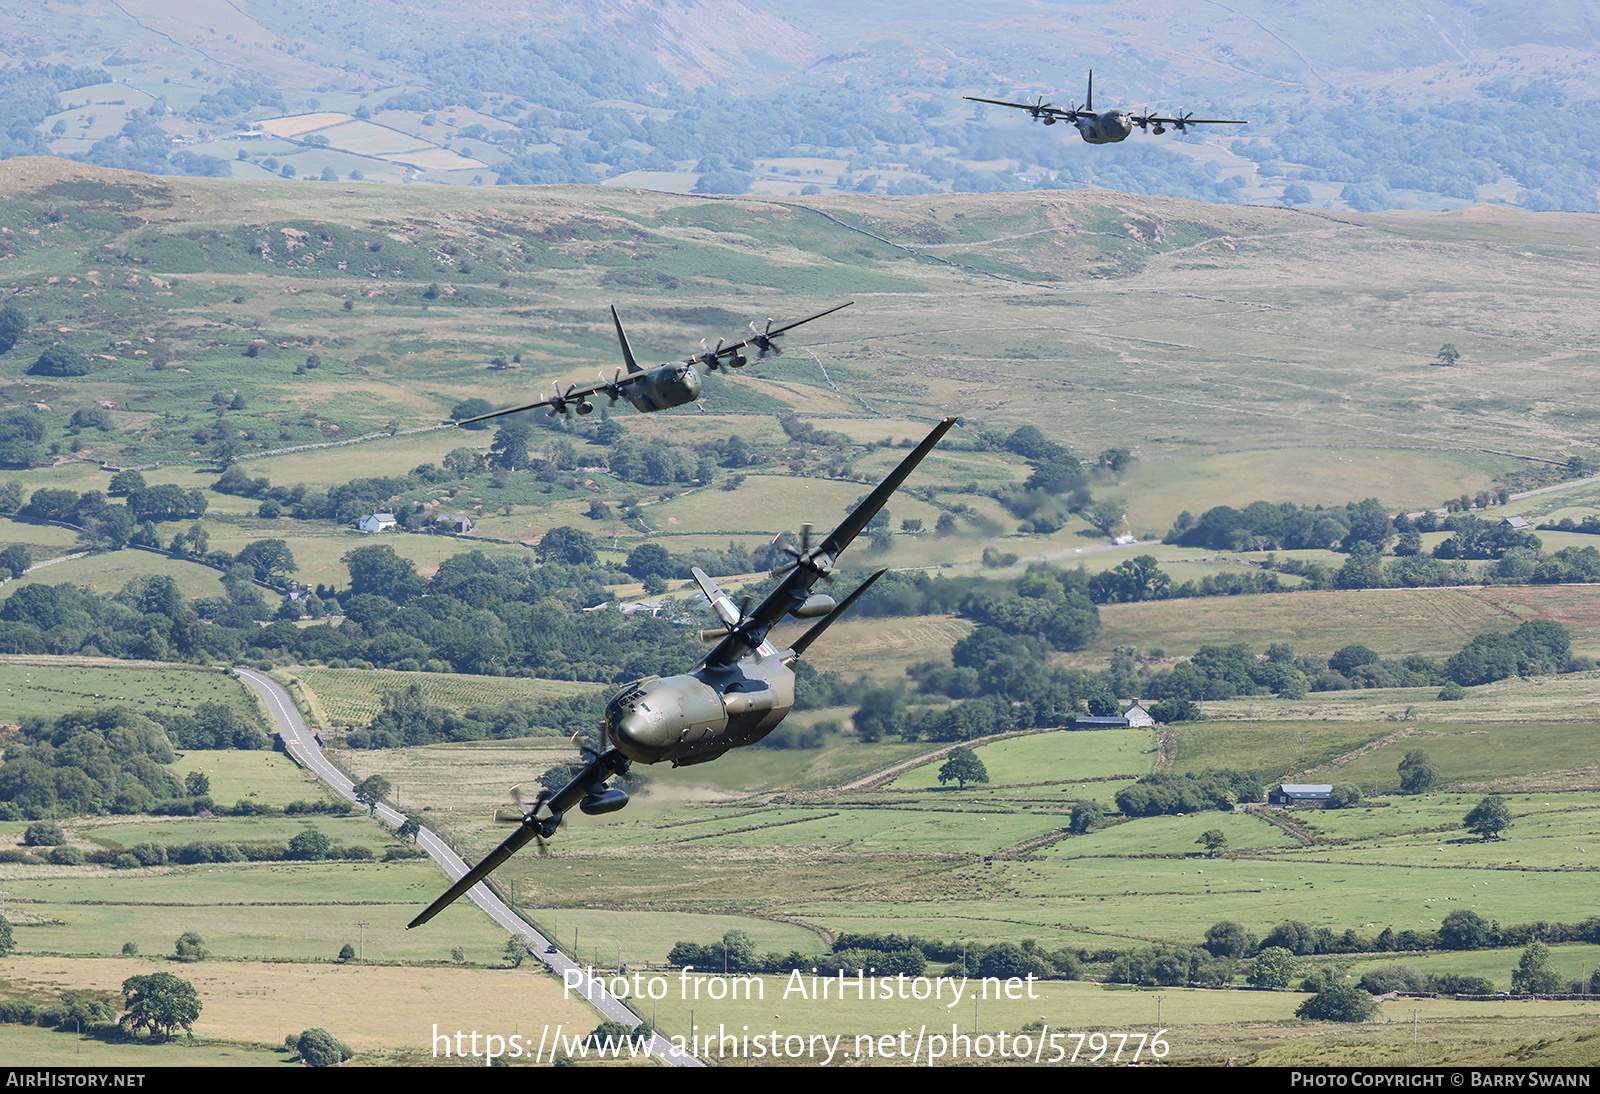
<box><xmin>966</xmin><ymin>71</ymin><xmax>1248</xmax><ymax>145</ymax></box>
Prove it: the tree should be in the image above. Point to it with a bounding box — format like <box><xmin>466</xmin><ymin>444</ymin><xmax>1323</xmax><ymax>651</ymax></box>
<box><xmin>30</xmin><ymin>345</ymin><xmax>91</xmax><ymax>376</ymax></box>
<box><xmin>625</xmin><ymin>543</ymin><xmax>674</xmax><ymax>580</ymax></box>
<box><xmin>937</xmin><ymin>746</ymin><xmax>988</xmax><ymax>790</ymax></box>
<box><xmin>1068</xmin><ymin>800</ymin><xmax>1104</xmax><ymax>834</ymax></box>
<box><xmin>23</xmin><ymin>820</ymin><xmax>64</xmax><ymax>846</ymax></box>
<box><xmin>0</xmin><ymin>541</ymin><xmax>32</xmax><ymax>580</ymax></box>
<box><xmin>0</xmin><ymin>915</ymin><xmax>13</xmax><ymax>957</ymax></box>
<box><xmin>235</xmin><ymin>539</ymin><xmax>297</xmax><ymax>583</ymax></box>
<box><xmin>120</xmin><ymin>973</ymin><xmax>201</xmax><ymax>1041</ymax></box>
<box><xmin>0</xmin><ymin>302</ymin><xmax>27</xmax><ymax>354</ymax></box>
<box><xmin>1511</xmin><ymin>940</ymin><xmax>1563</xmax><ymax>995</ymax></box>
<box><xmin>1438</xmin><ymin>909</ymin><xmax>1492</xmax><ymax>950</ymax></box>
<box><xmin>1248</xmin><ymin>946</ymin><xmax>1297</xmax><ymax>989</ymax></box>
<box><xmin>296</xmin><ymin>1027</ymin><xmax>353</xmax><ymax>1066</ymax></box>
<box><xmin>504</xmin><ymin>937</ymin><xmax>527</xmax><ymax>967</ymax></box>
<box><xmin>288</xmin><ymin>828</ymin><xmax>331</xmax><ymax>860</ymax></box>
<box><xmin>1463</xmin><ymin>795</ymin><xmax>1513</xmax><ymax>840</ymax></box>
<box><xmin>1203</xmin><ymin>921</ymin><xmax>1257</xmax><ymax>959</ymax></box>
<box><xmin>184</xmin><ymin>771</ymin><xmax>210</xmax><ymax>796</ymax></box>
<box><xmin>1197</xmin><ymin>829</ymin><xmax>1228</xmax><ymax>856</ymax></box>
<box><xmin>1085</xmin><ymin>499</ymin><xmax>1125</xmax><ymax>536</ymax></box>
<box><xmin>342</xmin><ymin>544</ymin><xmax>424</xmax><ymax>601</ymax></box>
<box><xmin>1326</xmin><ymin>784</ymin><xmax>1363</xmax><ymax>808</ymax></box>
<box><xmin>353</xmin><ymin>775</ymin><xmax>391</xmax><ymax>814</ymax></box>
<box><xmin>1397</xmin><ymin>749</ymin><xmax>1440</xmax><ymax>794</ymax></box>
<box><xmin>338</xmin><ymin>943</ymin><xmax>356</xmax><ymax>962</ymax></box>
<box><xmin>536</xmin><ymin>526</ymin><xmax>597</xmax><ymax>567</ymax></box>
<box><xmin>173</xmin><ymin>932</ymin><xmax>209</xmax><ymax>962</ymax></box>
<box><xmin>108</xmin><ymin>469</ymin><xmax>146</xmax><ymax>496</ymax></box>
<box><xmin>398</xmin><ymin>815</ymin><xmax>423</xmax><ymax>842</ymax></box>
<box><xmin>1295</xmin><ymin>981</ymin><xmax>1379</xmax><ymax>1022</ymax></box>
<box><xmin>1435</xmin><ymin>344</ymin><xmax>1461</xmax><ymax>367</ymax></box>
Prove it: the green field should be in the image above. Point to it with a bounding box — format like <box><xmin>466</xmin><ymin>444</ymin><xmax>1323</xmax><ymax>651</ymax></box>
<box><xmin>4</xmin><ymin>162</ymin><xmax>1600</xmax><ymax>1066</ymax></box>
<box><xmin>285</xmin><ymin>665</ymin><xmax>601</xmax><ymax>729</ymax></box>
<box><xmin>887</xmin><ymin>729</ymin><xmax>1154</xmax><ymax>790</ymax></box>
<box><xmin>0</xmin><ymin>655</ymin><xmax>263</xmax><ymax>725</ymax></box>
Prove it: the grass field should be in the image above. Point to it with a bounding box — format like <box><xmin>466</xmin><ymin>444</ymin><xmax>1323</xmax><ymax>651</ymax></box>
<box><xmin>5</xmin><ymin>161</ymin><xmax>1600</xmax><ymax>1065</ymax></box>
<box><xmin>0</xmin><ymin>655</ymin><xmax>262</xmax><ymax>725</ymax></box>
<box><xmin>887</xmin><ymin>729</ymin><xmax>1154</xmax><ymax>790</ymax></box>
<box><xmin>0</xmin><ymin>955</ymin><xmax>602</xmax><ymax>1059</ymax></box>
<box><xmin>1</xmin><ymin>844</ymin><xmax>515</xmax><ymax>964</ymax></box>
<box><xmin>284</xmin><ymin>665</ymin><xmax>601</xmax><ymax>729</ymax></box>
<box><xmin>1093</xmin><ymin>584</ymin><xmax>1600</xmax><ymax>661</ymax></box>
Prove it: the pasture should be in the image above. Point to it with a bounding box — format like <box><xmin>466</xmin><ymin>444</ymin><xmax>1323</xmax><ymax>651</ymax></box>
<box><xmin>0</xmin><ymin>955</ymin><xmax>601</xmax><ymax>1058</ymax></box>
<box><xmin>0</xmin><ymin>655</ymin><xmax>262</xmax><ymax>725</ymax></box>
<box><xmin>284</xmin><ymin>666</ymin><xmax>600</xmax><ymax>729</ymax></box>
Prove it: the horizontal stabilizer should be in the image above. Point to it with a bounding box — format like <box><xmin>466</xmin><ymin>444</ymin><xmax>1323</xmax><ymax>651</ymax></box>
<box><xmin>791</xmin><ymin>569</ymin><xmax>887</xmax><ymax>657</ymax></box>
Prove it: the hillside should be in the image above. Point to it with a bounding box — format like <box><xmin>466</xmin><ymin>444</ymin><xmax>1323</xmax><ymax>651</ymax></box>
<box><xmin>3</xmin><ymin>2</ymin><xmax>1600</xmax><ymax>210</ymax></box>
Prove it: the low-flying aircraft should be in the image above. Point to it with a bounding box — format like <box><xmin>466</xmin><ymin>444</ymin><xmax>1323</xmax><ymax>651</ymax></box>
<box><xmin>452</xmin><ymin>301</ymin><xmax>853</xmax><ymax>427</ymax></box>
<box><xmin>965</xmin><ymin>71</ymin><xmax>1247</xmax><ymax>145</ymax></box>
<box><xmin>408</xmin><ymin>416</ymin><xmax>959</xmax><ymax>928</ymax></box>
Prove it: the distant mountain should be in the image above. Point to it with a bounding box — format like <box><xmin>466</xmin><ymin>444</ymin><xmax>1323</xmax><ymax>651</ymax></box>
<box><xmin>1</xmin><ymin>0</ymin><xmax>1597</xmax><ymax>211</ymax></box>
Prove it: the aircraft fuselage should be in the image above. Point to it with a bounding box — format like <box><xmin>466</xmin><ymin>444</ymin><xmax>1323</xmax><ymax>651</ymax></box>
<box><xmin>605</xmin><ymin>649</ymin><xmax>797</xmax><ymax>767</ymax></box>
<box><xmin>623</xmin><ymin>362</ymin><xmax>702</xmax><ymax>413</ymax></box>
<box><xmin>1075</xmin><ymin>110</ymin><xmax>1134</xmax><ymax>145</ymax></box>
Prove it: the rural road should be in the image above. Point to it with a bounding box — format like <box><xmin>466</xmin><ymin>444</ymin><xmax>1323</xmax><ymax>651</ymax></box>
<box><xmin>233</xmin><ymin>667</ymin><xmax>703</xmax><ymax>1067</ymax></box>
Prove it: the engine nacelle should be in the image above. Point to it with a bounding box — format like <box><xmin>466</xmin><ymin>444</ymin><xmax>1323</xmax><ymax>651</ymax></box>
<box><xmin>576</xmin><ymin>400</ymin><xmax>594</xmax><ymax>415</ymax></box>
<box><xmin>791</xmin><ymin>593</ymin><xmax>837</xmax><ymax>619</ymax></box>
<box><xmin>1043</xmin><ymin>116</ymin><xmax>1056</xmax><ymax>125</ymax></box>
<box><xmin>578</xmin><ymin>788</ymin><xmax>629</xmax><ymax>816</ymax></box>
<box><xmin>729</xmin><ymin>354</ymin><xmax>747</xmax><ymax>368</ymax></box>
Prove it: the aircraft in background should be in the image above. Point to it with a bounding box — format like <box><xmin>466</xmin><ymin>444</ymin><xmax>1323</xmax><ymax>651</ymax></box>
<box><xmin>453</xmin><ymin>301</ymin><xmax>852</xmax><ymax>425</ymax></box>
<box><xmin>966</xmin><ymin>71</ymin><xmax>1248</xmax><ymax>145</ymax></box>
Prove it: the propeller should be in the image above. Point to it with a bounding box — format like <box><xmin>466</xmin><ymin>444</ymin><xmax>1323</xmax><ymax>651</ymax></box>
<box><xmin>1029</xmin><ymin>96</ymin><xmax>1056</xmax><ymax>124</ymax></box>
<box><xmin>546</xmin><ymin>382</ymin><xmax>578</xmax><ymax>418</ymax></box>
<box><xmin>409</xmin><ymin>747</ymin><xmax>632</xmax><ymax>929</ymax></box>
<box><xmin>769</xmin><ymin>522</ymin><xmax>834</xmax><ymax>582</ymax></box>
<box><xmin>697</xmin><ymin>338</ymin><xmax>726</xmax><ymax>371</ymax></box>
<box><xmin>748</xmin><ymin>319</ymin><xmax>781</xmax><ymax>358</ymax></box>
<box><xmin>598</xmin><ymin>369</ymin><xmax>625</xmax><ymax>404</ymax></box>
<box><xmin>1173</xmin><ymin>110</ymin><xmax>1195</xmax><ymax>133</ymax></box>
<box><xmin>497</xmin><ymin>784</ymin><xmax>558</xmax><ymax>854</ymax></box>
<box><xmin>700</xmin><ymin>593</ymin><xmax>755</xmax><ymax>642</ymax></box>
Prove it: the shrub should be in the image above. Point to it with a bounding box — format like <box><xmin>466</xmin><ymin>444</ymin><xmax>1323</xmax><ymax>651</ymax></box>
<box><xmin>23</xmin><ymin>821</ymin><xmax>65</xmax><ymax>847</ymax></box>
<box><xmin>1326</xmin><ymin>784</ymin><xmax>1363</xmax><ymax>808</ymax></box>
<box><xmin>174</xmin><ymin>931</ymin><xmax>209</xmax><ymax>962</ymax></box>
<box><xmin>1296</xmin><ymin>982</ymin><xmax>1379</xmax><ymax>1022</ymax></box>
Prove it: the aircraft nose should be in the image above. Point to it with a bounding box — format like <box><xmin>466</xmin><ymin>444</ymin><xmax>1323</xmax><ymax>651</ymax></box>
<box><xmin>611</xmin><ymin>707</ymin><xmax>672</xmax><ymax>762</ymax></box>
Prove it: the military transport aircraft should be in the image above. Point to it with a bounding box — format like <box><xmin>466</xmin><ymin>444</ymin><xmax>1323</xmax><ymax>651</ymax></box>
<box><xmin>965</xmin><ymin>71</ymin><xmax>1247</xmax><ymax>145</ymax></box>
<box><xmin>408</xmin><ymin>416</ymin><xmax>959</xmax><ymax>928</ymax></box>
<box><xmin>452</xmin><ymin>301</ymin><xmax>853</xmax><ymax>426</ymax></box>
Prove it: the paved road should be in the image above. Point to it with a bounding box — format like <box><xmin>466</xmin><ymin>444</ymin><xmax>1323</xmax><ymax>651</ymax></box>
<box><xmin>233</xmin><ymin>667</ymin><xmax>702</xmax><ymax>1067</ymax></box>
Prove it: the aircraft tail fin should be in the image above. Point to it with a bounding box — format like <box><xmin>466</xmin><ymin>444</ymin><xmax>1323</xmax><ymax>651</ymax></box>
<box><xmin>791</xmin><ymin>569</ymin><xmax>886</xmax><ymax>658</ymax></box>
<box><xmin>610</xmin><ymin>305</ymin><xmax>642</xmax><ymax>374</ymax></box>
<box><xmin>1086</xmin><ymin>70</ymin><xmax>1094</xmax><ymax>112</ymax></box>
<box><xmin>691</xmin><ymin>566</ymin><xmax>741</xmax><ymax>627</ymax></box>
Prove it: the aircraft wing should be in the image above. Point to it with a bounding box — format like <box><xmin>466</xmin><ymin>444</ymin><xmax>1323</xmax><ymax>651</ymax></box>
<box><xmin>694</xmin><ymin>301</ymin><xmax>854</xmax><ymax>368</ymax></box>
<box><xmin>963</xmin><ymin>95</ymin><xmax>1083</xmax><ymax>121</ymax></box>
<box><xmin>817</xmin><ymin>416</ymin><xmax>958</xmax><ymax>560</ymax></box>
<box><xmin>1133</xmin><ymin>112</ymin><xmax>1248</xmax><ymax>127</ymax></box>
<box><xmin>701</xmin><ymin>417</ymin><xmax>957</xmax><ymax>668</ymax></box>
<box><xmin>450</xmin><ymin>375</ymin><xmax>640</xmax><ymax>427</ymax></box>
